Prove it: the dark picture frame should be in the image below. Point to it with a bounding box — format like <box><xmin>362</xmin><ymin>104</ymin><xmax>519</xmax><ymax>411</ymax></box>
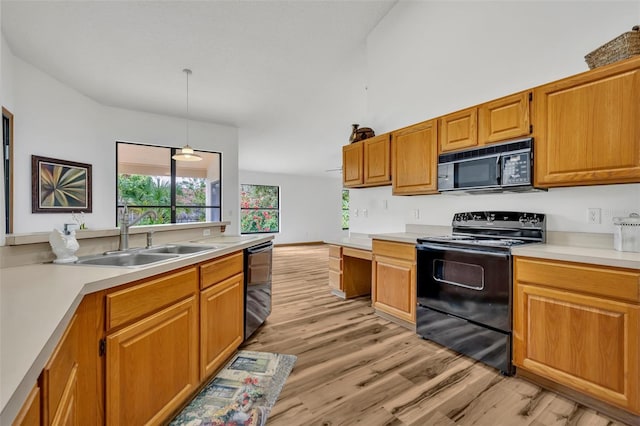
<box><xmin>32</xmin><ymin>155</ymin><xmax>92</xmax><ymax>213</ymax></box>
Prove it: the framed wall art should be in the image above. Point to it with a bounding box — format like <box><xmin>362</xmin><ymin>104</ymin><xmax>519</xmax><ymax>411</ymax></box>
<box><xmin>32</xmin><ymin>155</ymin><xmax>92</xmax><ymax>213</ymax></box>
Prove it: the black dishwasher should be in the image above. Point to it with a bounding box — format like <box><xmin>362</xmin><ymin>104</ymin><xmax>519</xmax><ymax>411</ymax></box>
<box><xmin>244</xmin><ymin>241</ymin><xmax>273</xmax><ymax>340</ymax></box>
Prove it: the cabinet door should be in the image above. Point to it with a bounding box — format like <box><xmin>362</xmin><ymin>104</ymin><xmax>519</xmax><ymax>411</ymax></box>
<box><xmin>439</xmin><ymin>107</ymin><xmax>478</xmax><ymax>152</ymax></box>
<box><xmin>106</xmin><ymin>296</ymin><xmax>199</xmax><ymax>426</ymax></box>
<box><xmin>342</xmin><ymin>142</ymin><xmax>364</xmax><ymax>187</ymax></box>
<box><xmin>50</xmin><ymin>365</ymin><xmax>78</xmax><ymax>426</ymax></box>
<box><xmin>200</xmin><ymin>273</ymin><xmax>244</xmax><ymax>380</ymax></box>
<box><xmin>534</xmin><ymin>60</ymin><xmax>640</xmax><ymax>187</ymax></box>
<box><xmin>363</xmin><ymin>133</ymin><xmax>391</xmax><ymax>185</ymax></box>
<box><xmin>514</xmin><ymin>283</ymin><xmax>639</xmax><ymax>413</ymax></box>
<box><xmin>392</xmin><ymin>120</ymin><xmax>438</xmax><ymax>195</ymax></box>
<box><xmin>12</xmin><ymin>384</ymin><xmax>41</xmax><ymax>426</ymax></box>
<box><xmin>372</xmin><ymin>255</ymin><xmax>416</xmax><ymax>324</ymax></box>
<box><xmin>41</xmin><ymin>314</ymin><xmax>79</xmax><ymax>426</ymax></box>
<box><xmin>478</xmin><ymin>92</ymin><xmax>531</xmax><ymax>144</ymax></box>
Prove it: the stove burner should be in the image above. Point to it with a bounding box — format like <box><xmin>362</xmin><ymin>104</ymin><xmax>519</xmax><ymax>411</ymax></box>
<box><xmin>418</xmin><ymin>211</ymin><xmax>545</xmax><ymax>249</ymax></box>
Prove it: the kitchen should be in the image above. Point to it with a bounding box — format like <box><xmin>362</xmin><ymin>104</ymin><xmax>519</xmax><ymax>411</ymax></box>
<box><xmin>1</xmin><ymin>1</ymin><xmax>640</xmax><ymax>425</ymax></box>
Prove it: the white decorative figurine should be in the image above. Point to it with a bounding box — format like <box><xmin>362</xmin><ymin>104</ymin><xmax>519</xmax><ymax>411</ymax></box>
<box><xmin>49</xmin><ymin>228</ymin><xmax>80</xmax><ymax>263</ymax></box>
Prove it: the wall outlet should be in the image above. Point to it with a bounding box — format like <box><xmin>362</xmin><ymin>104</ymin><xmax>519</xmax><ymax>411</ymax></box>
<box><xmin>382</xmin><ymin>199</ymin><xmax>388</xmax><ymax>210</ymax></box>
<box><xmin>362</xmin><ymin>208</ymin><xmax>368</xmax><ymax>218</ymax></box>
<box><xmin>587</xmin><ymin>208</ymin><xmax>601</xmax><ymax>224</ymax></box>
<box><xmin>353</xmin><ymin>208</ymin><xmax>359</xmax><ymax>217</ymax></box>
<box><xmin>203</xmin><ymin>228</ymin><xmax>211</xmax><ymax>237</ymax></box>
<box><xmin>414</xmin><ymin>209</ymin><xmax>420</xmax><ymax>219</ymax></box>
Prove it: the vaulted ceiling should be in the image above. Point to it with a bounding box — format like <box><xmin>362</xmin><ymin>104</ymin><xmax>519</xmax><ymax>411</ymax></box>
<box><xmin>2</xmin><ymin>0</ymin><xmax>397</xmax><ymax>176</ymax></box>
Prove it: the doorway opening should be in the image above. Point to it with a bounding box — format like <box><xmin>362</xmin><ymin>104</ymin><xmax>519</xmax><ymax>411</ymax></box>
<box><xmin>2</xmin><ymin>107</ymin><xmax>13</xmax><ymax>234</ymax></box>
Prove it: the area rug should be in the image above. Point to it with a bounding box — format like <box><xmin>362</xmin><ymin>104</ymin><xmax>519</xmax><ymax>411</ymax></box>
<box><xmin>170</xmin><ymin>350</ymin><xmax>297</xmax><ymax>426</ymax></box>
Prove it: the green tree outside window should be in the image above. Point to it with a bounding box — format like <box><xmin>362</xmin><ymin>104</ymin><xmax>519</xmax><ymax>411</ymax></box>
<box><xmin>241</xmin><ymin>184</ymin><xmax>279</xmax><ymax>234</ymax></box>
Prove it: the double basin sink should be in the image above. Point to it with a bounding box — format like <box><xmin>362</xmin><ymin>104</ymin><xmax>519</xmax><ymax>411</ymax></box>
<box><xmin>74</xmin><ymin>243</ymin><xmax>224</xmax><ymax>267</ymax></box>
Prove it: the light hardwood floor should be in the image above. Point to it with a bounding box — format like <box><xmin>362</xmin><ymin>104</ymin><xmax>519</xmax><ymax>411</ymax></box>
<box><xmin>241</xmin><ymin>245</ymin><xmax>628</xmax><ymax>426</ymax></box>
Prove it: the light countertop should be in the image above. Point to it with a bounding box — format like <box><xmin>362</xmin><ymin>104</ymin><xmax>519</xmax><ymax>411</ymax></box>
<box><xmin>0</xmin><ymin>234</ymin><xmax>271</xmax><ymax>424</ymax></box>
<box><xmin>511</xmin><ymin>243</ymin><xmax>640</xmax><ymax>270</ymax></box>
<box><xmin>327</xmin><ymin>232</ymin><xmax>640</xmax><ymax>270</ymax></box>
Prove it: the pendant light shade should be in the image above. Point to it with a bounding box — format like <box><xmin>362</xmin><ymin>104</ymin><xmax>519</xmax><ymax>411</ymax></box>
<box><xmin>172</xmin><ymin>68</ymin><xmax>202</xmax><ymax>162</ymax></box>
<box><xmin>172</xmin><ymin>144</ymin><xmax>201</xmax><ymax>161</ymax></box>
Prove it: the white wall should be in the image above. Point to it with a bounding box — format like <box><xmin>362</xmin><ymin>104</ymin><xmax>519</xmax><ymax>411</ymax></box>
<box><xmin>350</xmin><ymin>1</ymin><xmax>640</xmax><ymax>235</ymax></box>
<box><xmin>3</xmin><ymin>42</ymin><xmax>239</xmax><ymax>235</ymax></box>
<box><xmin>239</xmin><ymin>170</ymin><xmax>345</xmax><ymax>244</ymax></box>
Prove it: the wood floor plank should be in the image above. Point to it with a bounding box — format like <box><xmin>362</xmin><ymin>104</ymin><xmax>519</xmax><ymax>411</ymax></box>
<box><xmin>242</xmin><ymin>245</ymin><xmax>630</xmax><ymax>426</ymax></box>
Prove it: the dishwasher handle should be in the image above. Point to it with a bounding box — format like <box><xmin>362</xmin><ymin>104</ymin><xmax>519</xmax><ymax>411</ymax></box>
<box><xmin>246</xmin><ymin>241</ymin><xmax>273</xmax><ymax>254</ymax></box>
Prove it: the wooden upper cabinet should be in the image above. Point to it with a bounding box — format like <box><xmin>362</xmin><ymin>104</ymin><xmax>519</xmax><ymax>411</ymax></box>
<box><xmin>392</xmin><ymin>120</ymin><xmax>438</xmax><ymax>195</ymax></box>
<box><xmin>478</xmin><ymin>91</ymin><xmax>531</xmax><ymax>144</ymax></box>
<box><xmin>439</xmin><ymin>107</ymin><xmax>478</xmax><ymax>152</ymax></box>
<box><xmin>363</xmin><ymin>133</ymin><xmax>391</xmax><ymax>185</ymax></box>
<box><xmin>534</xmin><ymin>57</ymin><xmax>640</xmax><ymax>187</ymax></box>
<box><xmin>342</xmin><ymin>141</ymin><xmax>364</xmax><ymax>187</ymax></box>
<box><xmin>343</xmin><ymin>134</ymin><xmax>392</xmax><ymax>188</ymax></box>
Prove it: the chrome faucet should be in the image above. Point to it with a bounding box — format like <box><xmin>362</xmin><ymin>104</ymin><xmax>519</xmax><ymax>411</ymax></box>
<box><xmin>118</xmin><ymin>207</ymin><xmax>157</xmax><ymax>251</ymax></box>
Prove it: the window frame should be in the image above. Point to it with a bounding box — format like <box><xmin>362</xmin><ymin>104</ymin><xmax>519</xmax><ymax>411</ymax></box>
<box><xmin>342</xmin><ymin>189</ymin><xmax>349</xmax><ymax>230</ymax></box>
<box><xmin>240</xmin><ymin>183</ymin><xmax>280</xmax><ymax>234</ymax></box>
<box><xmin>115</xmin><ymin>141</ymin><xmax>222</xmax><ymax>225</ymax></box>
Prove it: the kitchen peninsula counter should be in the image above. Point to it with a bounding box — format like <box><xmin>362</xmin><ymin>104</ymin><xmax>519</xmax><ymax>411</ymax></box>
<box><xmin>0</xmin><ymin>234</ymin><xmax>272</xmax><ymax>424</ymax></box>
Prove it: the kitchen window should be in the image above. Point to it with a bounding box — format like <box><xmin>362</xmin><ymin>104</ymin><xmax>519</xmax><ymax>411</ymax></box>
<box><xmin>240</xmin><ymin>184</ymin><xmax>279</xmax><ymax>234</ymax></box>
<box><xmin>342</xmin><ymin>189</ymin><xmax>349</xmax><ymax>230</ymax></box>
<box><xmin>116</xmin><ymin>142</ymin><xmax>222</xmax><ymax>224</ymax></box>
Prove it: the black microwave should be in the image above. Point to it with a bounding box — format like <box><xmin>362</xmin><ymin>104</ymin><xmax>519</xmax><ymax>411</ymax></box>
<box><xmin>437</xmin><ymin>138</ymin><xmax>535</xmax><ymax>193</ymax></box>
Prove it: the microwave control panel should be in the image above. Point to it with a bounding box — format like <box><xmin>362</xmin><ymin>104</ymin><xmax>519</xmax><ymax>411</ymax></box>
<box><xmin>501</xmin><ymin>152</ymin><xmax>531</xmax><ymax>186</ymax></box>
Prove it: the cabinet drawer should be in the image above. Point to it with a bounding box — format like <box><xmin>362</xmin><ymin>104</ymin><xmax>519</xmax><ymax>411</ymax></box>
<box><xmin>200</xmin><ymin>251</ymin><xmax>244</xmax><ymax>290</ymax></box>
<box><xmin>515</xmin><ymin>257</ymin><xmax>640</xmax><ymax>303</ymax></box>
<box><xmin>329</xmin><ymin>270</ymin><xmax>342</xmax><ymax>290</ymax></box>
<box><xmin>372</xmin><ymin>240</ymin><xmax>416</xmax><ymax>261</ymax></box>
<box><xmin>328</xmin><ymin>257</ymin><xmax>342</xmax><ymax>273</ymax></box>
<box><xmin>328</xmin><ymin>245</ymin><xmax>342</xmax><ymax>258</ymax></box>
<box><xmin>107</xmin><ymin>268</ymin><xmax>198</xmax><ymax>331</ymax></box>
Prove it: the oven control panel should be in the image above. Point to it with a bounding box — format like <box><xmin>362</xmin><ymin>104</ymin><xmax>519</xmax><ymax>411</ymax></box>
<box><xmin>453</xmin><ymin>211</ymin><xmax>545</xmax><ymax>229</ymax></box>
<box><xmin>501</xmin><ymin>152</ymin><xmax>531</xmax><ymax>186</ymax></box>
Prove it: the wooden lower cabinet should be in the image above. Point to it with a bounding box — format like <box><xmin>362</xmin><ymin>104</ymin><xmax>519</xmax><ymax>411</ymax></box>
<box><xmin>12</xmin><ymin>384</ymin><xmax>41</xmax><ymax>426</ymax></box>
<box><xmin>106</xmin><ymin>295</ymin><xmax>199</xmax><ymax>425</ymax></box>
<box><xmin>372</xmin><ymin>240</ymin><xmax>416</xmax><ymax>324</ymax></box>
<box><xmin>200</xmin><ymin>273</ymin><xmax>244</xmax><ymax>380</ymax></box>
<box><xmin>13</xmin><ymin>250</ymin><xmax>249</xmax><ymax>426</ymax></box>
<box><xmin>50</xmin><ymin>365</ymin><xmax>78</xmax><ymax>426</ymax></box>
<box><xmin>514</xmin><ymin>257</ymin><xmax>640</xmax><ymax>414</ymax></box>
<box><xmin>328</xmin><ymin>245</ymin><xmax>372</xmax><ymax>299</ymax></box>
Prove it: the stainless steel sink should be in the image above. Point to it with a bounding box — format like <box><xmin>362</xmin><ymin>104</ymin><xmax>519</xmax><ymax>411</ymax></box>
<box><xmin>140</xmin><ymin>244</ymin><xmax>221</xmax><ymax>254</ymax></box>
<box><xmin>74</xmin><ymin>252</ymin><xmax>179</xmax><ymax>267</ymax></box>
<box><xmin>72</xmin><ymin>243</ymin><xmax>222</xmax><ymax>267</ymax></box>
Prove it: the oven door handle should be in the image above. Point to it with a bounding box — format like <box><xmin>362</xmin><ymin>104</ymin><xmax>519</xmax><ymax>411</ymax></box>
<box><xmin>417</xmin><ymin>244</ymin><xmax>510</xmax><ymax>259</ymax></box>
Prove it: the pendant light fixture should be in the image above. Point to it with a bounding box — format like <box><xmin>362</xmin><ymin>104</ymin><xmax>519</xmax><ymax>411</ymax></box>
<box><xmin>172</xmin><ymin>68</ymin><xmax>202</xmax><ymax>162</ymax></box>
